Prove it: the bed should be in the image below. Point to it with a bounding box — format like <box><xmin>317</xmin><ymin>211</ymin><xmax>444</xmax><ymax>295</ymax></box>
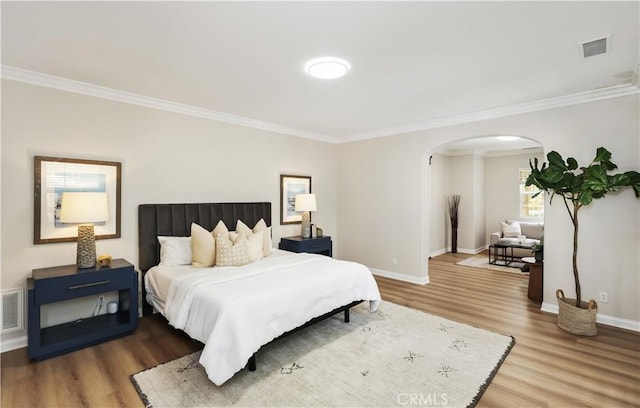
<box><xmin>138</xmin><ymin>202</ymin><xmax>381</xmax><ymax>385</ymax></box>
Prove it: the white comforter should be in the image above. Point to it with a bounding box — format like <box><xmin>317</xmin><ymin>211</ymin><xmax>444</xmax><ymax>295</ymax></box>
<box><xmin>146</xmin><ymin>250</ymin><xmax>381</xmax><ymax>385</ymax></box>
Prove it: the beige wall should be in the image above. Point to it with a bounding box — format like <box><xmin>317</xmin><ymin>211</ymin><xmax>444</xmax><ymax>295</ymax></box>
<box><xmin>448</xmin><ymin>155</ymin><xmax>485</xmax><ymax>253</ymax></box>
<box><xmin>484</xmin><ymin>152</ymin><xmax>545</xmax><ymax>238</ymax></box>
<box><xmin>428</xmin><ymin>153</ymin><xmax>450</xmax><ymax>255</ymax></box>
<box><xmin>448</xmin><ymin>155</ymin><xmax>473</xmax><ymax>252</ymax></box>
<box><xmin>1</xmin><ymin>80</ymin><xmax>338</xmax><ymax>343</ymax></box>
<box><xmin>2</xmin><ymin>79</ymin><xmax>638</xmax><ymax>347</ymax></box>
<box><xmin>337</xmin><ymin>95</ymin><xmax>639</xmax><ymax>328</ymax></box>
<box><xmin>472</xmin><ymin>155</ymin><xmax>486</xmax><ymax>251</ymax></box>
<box><xmin>430</xmin><ymin>151</ymin><xmax>543</xmax><ymax>255</ymax></box>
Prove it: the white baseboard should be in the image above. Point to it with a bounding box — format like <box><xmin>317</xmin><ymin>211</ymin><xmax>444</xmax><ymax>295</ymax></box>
<box><xmin>541</xmin><ymin>302</ymin><xmax>640</xmax><ymax>332</ymax></box>
<box><xmin>1</xmin><ymin>335</ymin><xmax>27</xmax><ymax>353</ymax></box>
<box><xmin>446</xmin><ymin>246</ymin><xmax>486</xmax><ymax>255</ymax></box>
<box><xmin>370</xmin><ymin>268</ymin><xmax>429</xmax><ymax>285</ymax></box>
<box><xmin>430</xmin><ymin>249</ymin><xmax>447</xmax><ymax>257</ymax></box>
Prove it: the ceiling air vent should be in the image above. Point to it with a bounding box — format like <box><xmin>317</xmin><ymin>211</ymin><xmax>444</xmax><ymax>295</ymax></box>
<box><xmin>581</xmin><ymin>36</ymin><xmax>609</xmax><ymax>58</ymax></box>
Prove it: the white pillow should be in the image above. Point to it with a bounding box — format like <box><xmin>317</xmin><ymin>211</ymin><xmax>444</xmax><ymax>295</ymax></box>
<box><xmin>191</xmin><ymin>223</ymin><xmax>215</xmax><ymax>268</ymax></box>
<box><xmin>215</xmin><ymin>234</ymin><xmax>250</xmax><ymax>267</ymax></box>
<box><xmin>157</xmin><ymin>236</ymin><xmax>192</xmax><ymax>266</ymax></box>
<box><xmin>501</xmin><ymin>221</ymin><xmax>521</xmax><ymax>238</ymax></box>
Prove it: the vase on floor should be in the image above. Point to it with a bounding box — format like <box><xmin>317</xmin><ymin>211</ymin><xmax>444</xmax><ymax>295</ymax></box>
<box><xmin>446</xmin><ymin>194</ymin><xmax>460</xmax><ymax>254</ymax></box>
<box><xmin>451</xmin><ymin>228</ymin><xmax>458</xmax><ymax>253</ymax></box>
<box><xmin>556</xmin><ymin>289</ymin><xmax>597</xmax><ymax>336</ymax></box>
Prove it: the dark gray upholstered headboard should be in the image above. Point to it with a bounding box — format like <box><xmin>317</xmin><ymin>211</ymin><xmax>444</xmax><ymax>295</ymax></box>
<box><xmin>138</xmin><ymin>202</ymin><xmax>271</xmax><ymax>273</ymax></box>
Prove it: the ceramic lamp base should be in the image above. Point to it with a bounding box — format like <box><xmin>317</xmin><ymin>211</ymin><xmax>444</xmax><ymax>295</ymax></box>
<box><xmin>300</xmin><ymin>211</ymin><xmax>311</xmax><ymax>238</ymax></box>
<box><xmin>77</xmin><ymin>224</ymin><xmax>96</xmax><ymax>268</ymax></box>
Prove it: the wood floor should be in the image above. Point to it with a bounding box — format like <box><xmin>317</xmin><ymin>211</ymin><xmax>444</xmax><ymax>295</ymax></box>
<box><xmin>2</xmin><ymin>252</ymin><xmax>639</xmax><ymax>407</ymax></box>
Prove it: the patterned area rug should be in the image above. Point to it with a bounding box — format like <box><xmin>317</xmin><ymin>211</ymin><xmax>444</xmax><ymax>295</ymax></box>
<box><xmin>131</xmin><ymin>301</ymin><xmax>514</xmax><ymax>408</ymax></box>
<box><xmin>456</xmin><ymin>255</ymin><xmax>529</xmax><ymax>275</ymax></box>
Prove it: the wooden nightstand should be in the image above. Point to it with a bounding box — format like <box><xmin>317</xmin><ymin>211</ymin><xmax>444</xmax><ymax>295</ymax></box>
<box><xmin>279</xmin><ymin>235</ymin><xmax>332</xmax><ymax>257</ymax></box>
<box><xmin>27</xmin><ymin>258</ymin><xmax>138</xmax><ymax>360</ymax></box>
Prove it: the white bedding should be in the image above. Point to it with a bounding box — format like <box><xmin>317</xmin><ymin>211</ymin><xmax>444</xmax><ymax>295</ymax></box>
<box><xmin>145</xmin><ymin>249</ymin><xmax>381</xmax><ymax>385</ymax></box>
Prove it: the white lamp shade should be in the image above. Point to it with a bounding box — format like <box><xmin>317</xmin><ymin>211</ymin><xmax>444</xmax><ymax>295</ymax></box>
<box><xmin>59</xmin><ymin>192</ymin><xmax>109</xmax><ymax>223</ymax></box>
<box><xmin>295</xmin><ymin>194</ymin><xmax>317</xmax><ymax>212</ymax></box>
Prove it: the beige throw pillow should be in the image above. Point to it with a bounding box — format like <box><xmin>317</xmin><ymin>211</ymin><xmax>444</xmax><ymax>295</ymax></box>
<box><xmin>235</xmin><ymin>220</ymin><xmax>265</xmax><ymax>262</ymax></box>
<box><xmin>229</xmin><ymin>230</ymin><xmax>263</xmax><ymax>262</ymax></box>
<box><xmin>501</xmin><ymin>221</ymin><xmax>521</xmax><ymax>238</ymax></box>
<box><xmin>237</xmin><ymin>219</ymin><xmax>272</xmax><ymax>256</ymax></box>
<box><xmin>215</xmin><ymin>233</ymin><xmax>250</xmax><ymax>266</ymax></box>
<box><xmin>253</xmin><ymin>219</ymin><xmax>273</xmax><ymax>256</ymax></box>
<box><xmin>191</xmin><ymin>223</ymin><xmax>215</xmax><ymax>268</ymax></box>
<box><xmin>212</xmin><ymin>220</ymin><xmax>229</xmax><ymax>239</ymax></box>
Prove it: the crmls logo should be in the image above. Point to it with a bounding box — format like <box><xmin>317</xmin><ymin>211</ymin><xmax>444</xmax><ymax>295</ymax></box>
<box><xmin>397</xmin><ymin>393</ymin><xmax>448</xmax><ymax>406</ymax></box>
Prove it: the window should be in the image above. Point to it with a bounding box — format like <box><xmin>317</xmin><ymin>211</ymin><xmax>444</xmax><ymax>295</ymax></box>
<box><xmin>519</xmin><ymin>168</ymin><xmax>544</xmax><ymax>218</ymax></box>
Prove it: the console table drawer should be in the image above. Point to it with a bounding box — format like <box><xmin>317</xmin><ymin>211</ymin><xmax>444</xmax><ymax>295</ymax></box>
<box><xmin>33</xmin><ymin>269</ymin><xmax>130</xmax><ymax>304</ymax></box>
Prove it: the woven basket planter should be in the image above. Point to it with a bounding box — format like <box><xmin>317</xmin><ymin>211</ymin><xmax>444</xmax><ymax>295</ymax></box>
<box><xmin>556</xmin><ymin>289</ymin><xmax>598</xmax><ymax>336</ymax></box>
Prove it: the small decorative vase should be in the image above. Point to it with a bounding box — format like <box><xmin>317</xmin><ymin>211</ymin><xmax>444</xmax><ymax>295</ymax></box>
<box><xmin>534</xmin><ymin>251</ymin><xmax>543</xmax><ymax>262</ymax></box>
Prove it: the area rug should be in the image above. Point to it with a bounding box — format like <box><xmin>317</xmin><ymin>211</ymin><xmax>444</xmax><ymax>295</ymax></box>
<box><xmin>456</xmin><ymin>255</ymin><xmax>528</xmax><ymax>275</ymax></box>
<box><xmin>131</xmin><ymin>301</ymin><xmax>514</xmax><ymax>408</ymax></box>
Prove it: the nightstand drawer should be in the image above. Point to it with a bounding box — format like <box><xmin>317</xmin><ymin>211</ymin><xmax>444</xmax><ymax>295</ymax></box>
<box><xmin>296</xmin><ymin>237</ymin><xmax>331</xmax><ymax>252</ymax></box>
<box><xmin>33</xmin><ymin>269</ymin><xmax>131</xmax><ymax>304</ymax></box>
<box><xmin>279</xmin><ymin>236</ymin><xmax>332</xmax><ymax>257</ymax></box>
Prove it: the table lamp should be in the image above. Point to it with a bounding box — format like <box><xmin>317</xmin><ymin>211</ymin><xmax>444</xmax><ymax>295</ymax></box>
<box><xmin>59</xmin><ymin>192</ymin><xmax>109</xmax><ymax>268</ymax></box>
<box><xmin>295</xmin><ymin>193</ymin><xmax>317</xmax><ymax>238</ymax></box>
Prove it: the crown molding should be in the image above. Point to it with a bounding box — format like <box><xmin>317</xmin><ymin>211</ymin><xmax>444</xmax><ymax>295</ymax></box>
<box><xmin>0</xmin><ymin>65</ymin><xmax>338</xmax><ymax>143</ymax></box>
<box><xmin>3</xmin><ymin>65</ymin><xmax>638</xmax><ymax>145</ymax></box>
<box><xmin>341</xmin><ymin>83</ymin><xmax>640</xmax><ymax>143</ymax></box>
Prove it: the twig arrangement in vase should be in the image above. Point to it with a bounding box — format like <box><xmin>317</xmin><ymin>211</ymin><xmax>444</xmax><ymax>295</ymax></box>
<box><xmin>446</xmin><ymin>194</ymin><xmax>461</xmax><ymax>253</ymax></box>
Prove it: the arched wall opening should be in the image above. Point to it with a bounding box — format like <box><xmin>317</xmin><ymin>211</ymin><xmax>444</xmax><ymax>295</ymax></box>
<box><xmin>421</xmin><ymin>134</ymin><xmax>544</xmax><ymax>280</ymax></box>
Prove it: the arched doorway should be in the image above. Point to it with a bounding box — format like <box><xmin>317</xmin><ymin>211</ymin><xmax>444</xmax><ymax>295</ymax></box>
<box><xmin>422</xmin><ymin>135</ymin><xmax>544</xmax><ymax>276</ymax></box>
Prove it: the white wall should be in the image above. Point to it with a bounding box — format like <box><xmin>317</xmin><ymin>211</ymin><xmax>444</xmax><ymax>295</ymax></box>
<box><xmin>1</xmin><ymin>80</ymin><xmax>338</xmax><ymax>344</ymax></box>
<box><xmin>337</xmin><ymin>94</ymin><xmax>640</xmax><ymax>328</ymax></box>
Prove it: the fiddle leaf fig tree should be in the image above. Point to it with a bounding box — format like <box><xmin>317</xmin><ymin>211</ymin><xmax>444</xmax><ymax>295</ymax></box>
<box><xmin>526</xmin><ymin>147</ymin><xmax>640</xmax><ymax>308</ymax></box>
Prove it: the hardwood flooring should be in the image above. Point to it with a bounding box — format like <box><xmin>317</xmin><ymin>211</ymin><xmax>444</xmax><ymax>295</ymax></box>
<box><xmin>2</xmin><ymin>252</ymin><xmax>639</xmax><ymax>407</ymax></box>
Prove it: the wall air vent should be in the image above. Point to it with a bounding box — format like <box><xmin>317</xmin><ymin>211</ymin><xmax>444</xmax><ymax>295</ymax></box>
<box><xmin>581</xmin><ymin>36</ymin><xmax>610</xmax><ymax>58</ymax></box>
<box><xmin>2</xmin><ymin>288</ymin><xmax>24</xmax><ymax>334</ymax></box>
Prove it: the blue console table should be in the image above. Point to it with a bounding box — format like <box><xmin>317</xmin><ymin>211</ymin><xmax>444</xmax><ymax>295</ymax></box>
<box><xmin>27</xmin><ymin>258</ymin><xmax>138</xmax><ymax>360</ymax></box>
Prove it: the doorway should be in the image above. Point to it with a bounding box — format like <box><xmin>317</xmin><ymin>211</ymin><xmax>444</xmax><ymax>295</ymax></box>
<box><xmin>424</xmin><ymin>135</ymin><xmax>544</xmax><ymax>262</ymax></box>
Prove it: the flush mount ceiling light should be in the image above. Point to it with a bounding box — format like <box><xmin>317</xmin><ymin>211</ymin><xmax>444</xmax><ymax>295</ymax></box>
<box><xmin>496</xmin><ymin>136</ymin><xmax>520</xmax><ymax>142</ymax></box>
<box><xmin>305</xmin><ymin>57</ymin><xmax>350</xmax><ymax>79</ymax></box>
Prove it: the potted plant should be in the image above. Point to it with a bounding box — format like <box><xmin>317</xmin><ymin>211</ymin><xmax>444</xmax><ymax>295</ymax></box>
<box><xmin>526</xmin><ymin>147</ymin><xmax>639</xmax><ymax>336</ymax></box>
<box><xmin>531</xmin><ymin>236</ymin><xmax>543</xmax><ymax>262</ymax></box>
